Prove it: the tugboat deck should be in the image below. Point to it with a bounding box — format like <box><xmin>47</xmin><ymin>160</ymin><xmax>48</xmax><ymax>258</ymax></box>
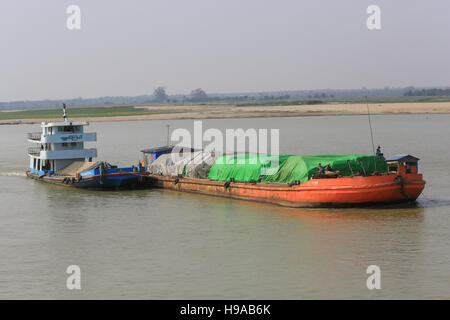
<box><xmin>53</xmin><ymin>161</ymin><xmax>108</xmax><ymax>177</ymax></box>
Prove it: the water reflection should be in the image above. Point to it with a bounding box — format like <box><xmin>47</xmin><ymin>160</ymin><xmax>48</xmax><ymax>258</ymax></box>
<box><xmin>1</xmin><ymin>115</ymin><xmax>450</xmax><ymax>298</ymax></box>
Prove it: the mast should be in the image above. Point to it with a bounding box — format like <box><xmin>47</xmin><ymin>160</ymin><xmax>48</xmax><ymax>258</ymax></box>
<box><xmin>166</xmin><ymin>124</ymin><xmax>170</xmax><ymax>146</ymax></box>
<box><xmin>365</xmin><ymin>95</ymin><xmax>377</xmax><ymax>172</ymax></box>
<box><xmin>63</xmin><ymin>103</ymin><xmax>68</xmax><ymax>123</ymax></box>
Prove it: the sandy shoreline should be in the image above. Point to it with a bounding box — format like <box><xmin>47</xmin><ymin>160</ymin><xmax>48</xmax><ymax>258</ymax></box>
<box><xmin>2</xmin><ymin>101</ymin><xmax>450</xmax><ymax>125</ymax></box>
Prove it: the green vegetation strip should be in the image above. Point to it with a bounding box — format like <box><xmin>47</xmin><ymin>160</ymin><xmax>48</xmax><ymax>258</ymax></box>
<box><xmin>0</xmin><ymin>106</ymin><xmax>188</xmax><ymax>120</ymax></box>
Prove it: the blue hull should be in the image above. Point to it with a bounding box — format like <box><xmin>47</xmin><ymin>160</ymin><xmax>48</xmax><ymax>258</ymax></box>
<box><xmin>27</xmin><ymin>171</ymin><xmax>141</xmax><ymax>190</ymax></box>
<box><xmin>74</xmin><ymin>175</ymin><xmax>140</xmax><ymax>189</ymax></box>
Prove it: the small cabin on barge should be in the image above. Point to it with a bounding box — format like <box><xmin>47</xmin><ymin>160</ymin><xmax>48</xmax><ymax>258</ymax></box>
<box><xmin>140</xmin><ymin>145</ymin><xmax>200</xmax><ymax>167</ymax></box>
<box><xmin>386</xmin><ymin>154</ymin><xmax>420</xmax><ymax>174</ymax></box>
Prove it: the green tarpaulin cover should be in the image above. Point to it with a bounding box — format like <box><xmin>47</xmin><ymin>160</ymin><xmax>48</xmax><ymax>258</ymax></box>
<box><xmin>207</xmin><ymin>153</ymin><xmax>388</xmax><ymax>183</ymax></box>
<box><xmin>261</xmin><ymin>154</ymin><xmax>388</xmax><ymax>184</ymax></box>
<box><xmin>207</xmin><ymin>154</ymin><xmax>291</xmax><ymax>182</ymax></box>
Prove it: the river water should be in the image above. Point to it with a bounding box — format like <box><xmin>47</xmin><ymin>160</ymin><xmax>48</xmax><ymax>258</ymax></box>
<box><xmin>0</xmin><ymin>114</ymin><xmax>449</xmax><ymax>299</ymax></box>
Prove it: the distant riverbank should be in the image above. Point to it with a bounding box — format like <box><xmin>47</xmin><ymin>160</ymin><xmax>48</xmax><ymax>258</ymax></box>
<box><xmin>2</xmin><ymin>101</ymin><xmax>450</xmax><ymax>125</ymax></box>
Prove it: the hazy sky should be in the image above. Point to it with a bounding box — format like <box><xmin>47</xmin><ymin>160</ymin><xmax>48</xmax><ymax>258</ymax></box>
<box><xmin>1</xmin><ymin>0</ymin><xmax>449</xmax><ymax>101</ymax></box>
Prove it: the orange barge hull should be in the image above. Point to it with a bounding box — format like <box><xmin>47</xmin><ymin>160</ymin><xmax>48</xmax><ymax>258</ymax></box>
<box><xmin>143</xmin><ymin>173</ymin><xmax>425</xmax><ymax>208</ymax></box>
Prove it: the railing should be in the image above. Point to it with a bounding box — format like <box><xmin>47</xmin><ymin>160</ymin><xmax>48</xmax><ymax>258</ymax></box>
<box><xmin>28</xmin><ymin>147</ymin><xmax>41</xmax><ymax>156</ymax></box>
<box><xmin>27</xmin><ymin>132</ymin><xmax>41</xmax><ymax>140</ymax></box>
<box><xmin>39</xmin><ymin>148</ymin><xmax>97</xmax><ymax>160</ymax></box>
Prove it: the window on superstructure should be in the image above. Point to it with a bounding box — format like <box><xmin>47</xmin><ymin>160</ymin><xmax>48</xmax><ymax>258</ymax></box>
<box><xmin>64</xmin><ymin>126</ymin><xmax>75</xmax><ymax>133</ymax></box>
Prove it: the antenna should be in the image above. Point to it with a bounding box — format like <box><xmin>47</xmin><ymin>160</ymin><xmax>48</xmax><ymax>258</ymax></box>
<box><xmin>366</xmin><ymin>96</ymin><xmax>375</xmax><ymax>155</ymax></box>
<box><xmin>63</xmin><ymin>103</ymin><xmax>68</xmax><ymax>122</ymax></box>
<box><xmin>366</xmin><ymin>95</ymin><xmax>377</xmax><ymax>172</ymax></box>
<box><xmin>166</xmin><ymin>124</ymin><xmax>170</xmax><ymax>146</ymax></box>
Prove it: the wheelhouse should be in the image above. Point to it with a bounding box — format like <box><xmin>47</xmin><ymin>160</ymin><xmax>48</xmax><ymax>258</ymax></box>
<box><xmin>27</xmin><ymin>121</ymin><xmax>97</xmax><ymax>175</ymax></box>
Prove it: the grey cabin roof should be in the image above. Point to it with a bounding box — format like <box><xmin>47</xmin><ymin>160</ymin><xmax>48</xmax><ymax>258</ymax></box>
<box><xmin>386</xmin><ymin>154</ymin><xmax>420</xmax><ymax>162</ymax></box>
<box><xmin>141</xmin><ymin>145</ymin><xmax>175</xmax><ymax>154</ymax></box>
<box><xmin>141</xmin><ymin>145</ymin><xmax>201</xmax><ymax>154</ymax></box>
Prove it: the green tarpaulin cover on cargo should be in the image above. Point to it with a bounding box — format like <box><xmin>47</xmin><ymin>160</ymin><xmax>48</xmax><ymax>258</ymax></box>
<box><xmin>261</xmin><ymin>154</ymin><xmax>388</xmax><ymax>184</ymax></box>
<box><xmin>208</xmin><ymin>153</ymin><xmax>387</xmax><ymax>183</ymax></box>
<box><xmin>207</xmin><ymin>154</ymin><xmax>292</xmax><ymax>182</ymax></box>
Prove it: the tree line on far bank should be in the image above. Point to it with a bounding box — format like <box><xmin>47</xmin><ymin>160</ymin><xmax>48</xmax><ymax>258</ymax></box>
<box><xmin>404</xmin><ymin>88</ymin><xmax>450</xmax><ymax>97</ymax></box>
<box><xmin>152</xmin><ymin>86</ymin><xmax>336</xmax><ymax>104</ymax></box>
<box><xmin>153</xmin><ymin>87</ymin><xmax>210</xmax><ymax>103</ymax></box>
<box><xmin>3</xmin><ymin>86</ymin><xmax>449</xmax><ymax>111</ymax></box>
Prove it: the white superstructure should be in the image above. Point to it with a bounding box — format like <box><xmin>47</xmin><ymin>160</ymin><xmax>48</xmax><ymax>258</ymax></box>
<box><xmin>28</xmin><ymin>120</ymin><xmax>97</xmax><ymax>174</ymax></box>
